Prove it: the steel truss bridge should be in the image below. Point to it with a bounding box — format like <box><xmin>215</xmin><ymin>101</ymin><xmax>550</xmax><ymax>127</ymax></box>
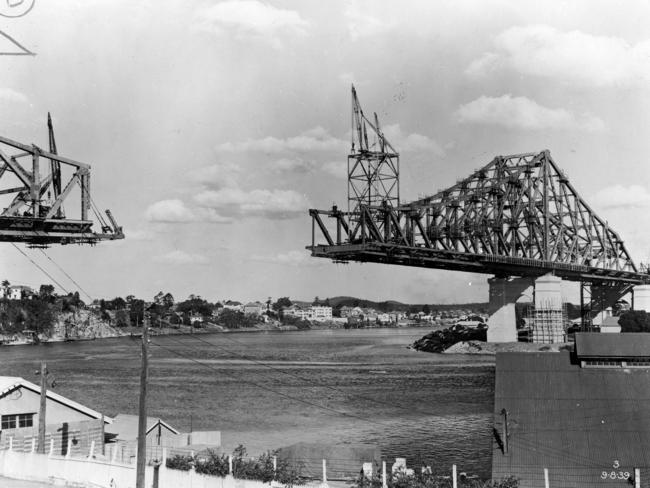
<box><xmin>0</xmin><ymin>114</ymin><xmax>124</xmax><ymax>247</ymax></box>
<box><xmin>307</xmin><ymin>87</ymin><xmax>650</xmax><ymax>318</ymax></box>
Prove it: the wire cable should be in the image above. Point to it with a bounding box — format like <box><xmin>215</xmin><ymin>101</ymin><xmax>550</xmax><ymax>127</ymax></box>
<box><xmin>11</xmin><ymin>243</ymin><xmax>70</xmax><ymax>295</ymax></box>
<box><xmin>37</xmin><ymin>249</ymin><xmax>93</xmax><ymax>301</ymax></box>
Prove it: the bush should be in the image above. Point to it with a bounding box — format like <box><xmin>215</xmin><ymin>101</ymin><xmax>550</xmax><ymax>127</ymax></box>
<box><xmin>352</xmin><ymin>468</ymin><xmax>518</xmax><ymax>488</ymax></box>
<box><xmin>195</xmin><ymin>449</ymin><xmax>229</xmax><ymax>477</ymax></box>
<box><xmin>166</xmin><ymin>454</ymin><xmax>193</xmax><ymax>471</ymax></box>
<box><xmin>165</xmin><ymin>445</ymin><xmax>305</xmax><ymax>487</ymax></box>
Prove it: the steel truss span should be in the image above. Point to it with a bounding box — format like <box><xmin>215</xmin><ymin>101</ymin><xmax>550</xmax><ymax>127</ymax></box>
<box><xmin>308</xmin><ymin>149</ymin><xmax>650</xmax><ymax>287</ymax></box>
<box><xmin>0</xmin><ymin>119</ymin><xmax>124</xmax><ymax>246</ymax></box>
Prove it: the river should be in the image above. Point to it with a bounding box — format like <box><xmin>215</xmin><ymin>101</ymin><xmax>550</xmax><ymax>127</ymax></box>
<box><xmin>0</xmin><ymin>328</ymin><xmax>495</xmax><ymax>478</ymax></box>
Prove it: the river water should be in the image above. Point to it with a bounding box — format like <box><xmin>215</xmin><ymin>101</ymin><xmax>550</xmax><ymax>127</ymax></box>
<box><xmin>0</xmin><ymin>328</ymin><xmax>495</xmax><ymax>478</ymax></box>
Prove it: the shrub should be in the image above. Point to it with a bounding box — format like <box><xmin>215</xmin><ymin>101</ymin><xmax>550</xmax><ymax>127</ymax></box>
<box><xmin>166</xmin><ymin>454</ymin><xmax>193</xmax><ymax>471</ymax></box>
<box><xmin>165</xmin><ymin>445</ymin><xmax>305</xmax><ymax>487</ymax></box>
<box><xmin>351</xmin><ymin>469</ymin><xmax>518</xmax><ymax>488</ymax></box>
<box><xmin>195</xmin><ymin>449</ymin><xmax>229</xmax><ymax>477</ymax></box>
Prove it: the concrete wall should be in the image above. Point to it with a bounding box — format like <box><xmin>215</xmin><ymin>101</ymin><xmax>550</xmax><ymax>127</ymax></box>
<box><xmin>0</xmin><ymin>446</ymin><xmax>313</xmax><ymax>488</ymax></box>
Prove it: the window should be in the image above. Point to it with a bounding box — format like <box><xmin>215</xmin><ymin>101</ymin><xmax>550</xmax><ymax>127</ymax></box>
<box><xmin>1</xmin><ymin>413</ymin><xmax>34</xmax><ymax>429</ymax></box>
<box><xmin>1</xmin><ymin>415</ymin><xmax>16</xmax><ymax>429</ymax></box>
<box><xmin>18</xmin><ymin>413</ymin><xmax>33</xmax><ymax>428</ymax></box>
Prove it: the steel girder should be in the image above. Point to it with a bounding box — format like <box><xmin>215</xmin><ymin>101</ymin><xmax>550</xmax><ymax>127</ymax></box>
<box><xmin>0</xmin><ymin>131</ymin><xmax>124</xmax><ymax>246</ymax></box>
<box><xmin>308</xmin><ymin>150</ymin><xmax>650</xmax><ymax>287</ymax></box>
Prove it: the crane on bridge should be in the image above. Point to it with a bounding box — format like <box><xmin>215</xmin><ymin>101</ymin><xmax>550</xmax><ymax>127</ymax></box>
<box><xmin>0</xmin><ymin>114</ymin><xmax>124</xmax><ymax>247</ymax></box>
<box><xmin>308</xmin><ymin>86</ymin><xmax>650</xmax><ymax>329</ymax></box>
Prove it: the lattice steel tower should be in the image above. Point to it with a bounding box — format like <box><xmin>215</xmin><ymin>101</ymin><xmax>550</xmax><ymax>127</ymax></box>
<box><xmin>348</xmin><ymin>85</ymin><xmax>399</xmax><ymax>224</ymax></box>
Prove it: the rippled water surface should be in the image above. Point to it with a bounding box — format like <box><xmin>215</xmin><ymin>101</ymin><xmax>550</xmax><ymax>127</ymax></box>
<box><xmin>1</xmin><ymin>328</ymin><xmax>495</xmax><ymax>477</ymax></box>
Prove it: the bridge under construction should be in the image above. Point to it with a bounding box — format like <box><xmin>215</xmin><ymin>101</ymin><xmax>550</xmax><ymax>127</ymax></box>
<box><xmin>308</xmin><ymin>87</ymin><xmax>650</xmax><ymax>339</ymax></box>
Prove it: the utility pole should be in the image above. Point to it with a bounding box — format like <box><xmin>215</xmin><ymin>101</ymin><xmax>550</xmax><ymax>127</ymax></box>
<box><xmin>136</xmin><ymin>316</ymin><xmax>149</xmax><ymax>488</ymax></box>
<box><xmin>38</xmin><ymin>361</ymin><xmax>47</xmax><ymax>454</ymax></box>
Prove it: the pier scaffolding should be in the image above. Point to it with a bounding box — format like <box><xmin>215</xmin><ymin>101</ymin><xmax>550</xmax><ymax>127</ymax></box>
<box><xmin>527</xmin><ymin>300</ymin><xmax>567</xmax><ymax>344</ymax></box>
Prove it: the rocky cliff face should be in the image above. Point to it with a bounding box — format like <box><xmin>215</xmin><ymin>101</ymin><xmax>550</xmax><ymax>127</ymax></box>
<box><xmin>51</xmin><ymin>309</ymin><xmax>125</xmax><ymax>340</ymax></box>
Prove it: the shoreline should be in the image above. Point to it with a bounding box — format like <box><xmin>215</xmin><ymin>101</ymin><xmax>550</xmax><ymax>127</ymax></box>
<box><xmin>0</xmin><ymin>322</ymin><xmax>438</xmax><ymax>347</ymax></box>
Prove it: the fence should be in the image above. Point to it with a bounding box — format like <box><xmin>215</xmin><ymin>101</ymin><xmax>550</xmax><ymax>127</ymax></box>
<box><xmin>0</xmin><ymin>418</ymin><xmax>105</xmax><ymax>457</ymax></box>
<box><xmin>0</xmin><ymin>443</ymin><xmax>319</xmax><ymax>488</ymax></box>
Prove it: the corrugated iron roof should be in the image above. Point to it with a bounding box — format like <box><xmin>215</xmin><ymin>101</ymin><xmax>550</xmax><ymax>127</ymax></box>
<box><xmin>575</xmin><ymin>332</ymin><xmax>650</xmax><ymax>358</ymax></box>
<box><xmin>492</xmin><ymin>351</ymin><xmax>650</xmax><ymax>487</ymax></box>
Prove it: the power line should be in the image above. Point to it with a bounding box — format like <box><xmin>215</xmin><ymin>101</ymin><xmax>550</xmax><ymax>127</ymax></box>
<box><xmin>11</xmin><ymin>243</ymin><xmax>70</xmax><ymax>295</ymax></box>
<box><xmin>37</xmin><ymin>249</ymin><xmax>93</xmax><ymax>301</ymax></box>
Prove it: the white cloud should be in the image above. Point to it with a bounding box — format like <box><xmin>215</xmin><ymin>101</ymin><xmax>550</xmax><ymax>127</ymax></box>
<box><xmin>591</xmin><ymin>185</ymin><xmax>650</xmax><ymax>210</ymax></box>
<box><xmin>467</xmin><ymin>25</ymin><xmax>650</xmax><ymax>87</ymax></box>
<box><xmin>455</xmin><ymin>94</ymin><xmax>605</xmax><ymax>132</ymax></box>
<box><xmin>251</xmin><ymin>250</ymin><xmax>325</xmax><ymax>267</ymax></box>
<box><xmin>382</xmin><ymin>124</ymin><xmax>446</xmax><ymax>156</ymax></box>
<box><xmin>144</xmin><ymin>199</ymin><xmax>231</xmax><ymax>224</ymax></box>
<box><xmin>145</xmin><ymin>199</ymin><xmax>198</xmax><ymax>223</ymax></box>
<box><xmin>269</xmin><ymin>158</ymin><xmax>316</xmax><ymax>173</ymax></box>
<box><xmin>217</xmin><ymin>126</ymin><xmax>347</xmax><ymax>154</ymax></box>
<box><xmin>195</xmin><ymin>0</ymin><xmax>309</xmax><ymax>46</ymax></box>
<box><xmin>322</xmin><ymin>161</ymin><xmax>347</xmax><ymax>179</ymax></box>
<box><xmin>187</xmin><ymin>162</ymin><xmax>241</xmax><ymax>189</ymax></box>
<box><xmin>153</xmin><ymin>250</ymin><xmax>209</xmax><ymax>265</ymax></box>
<box><xmin>193</xmin><ymin>187</ymin><xmax>310</xmax><ymax>219</ymax></box>
<box><xmin>344</xmin><ymin>2</ymin><xmax>391</xmax><ymax>41</ymax></box>
<box><xmin>124</xmin><ymin>228</ymin><xmax>154</xmax><ymax>241</ymax></box>
<box><xmin>0</xmin><ymin>88</ymin><xmax>28</xmax><ymax>104</ymax></box>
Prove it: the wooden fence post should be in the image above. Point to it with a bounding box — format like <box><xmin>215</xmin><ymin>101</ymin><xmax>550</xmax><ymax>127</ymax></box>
<box><xmin>452</xmin><ymin>464</ymin><xmax>457</xmax><ymax>488</ymax></box>
<box><xmin>322</xmin><ymin>459</ymin><xmax>327</xmax><ymax>483</ymax></box>
<box><xmin>544</xmin><ymin>468</ymin><xmax>549</xmax><ymax>488</ymax></box>
<box><xmin>635</xmin><ymin>468</ymin><xmax>640</xmax><ymax>488</ymax></box>
<box><xmin>382</xmin><ymin>461</ymin><xmax>387</xmax><ymax>488</ymax></box>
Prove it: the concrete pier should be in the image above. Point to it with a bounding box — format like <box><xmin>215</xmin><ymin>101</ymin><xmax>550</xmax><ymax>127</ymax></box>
<box><xmin>633</xmin><ymin>285</ymin><xmax>650</xmax><ymax>312</ymax></box>
<box><xmin>487</xmin><ymin>277</ymin><xmax>533</xmax><ymax>343</ymax></box>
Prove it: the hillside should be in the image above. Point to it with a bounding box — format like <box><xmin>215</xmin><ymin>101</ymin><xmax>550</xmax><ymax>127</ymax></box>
<box><xmin>325</xmin><ymin>296</ymin><xmax>488</xmax><ymax>313</ymax></box>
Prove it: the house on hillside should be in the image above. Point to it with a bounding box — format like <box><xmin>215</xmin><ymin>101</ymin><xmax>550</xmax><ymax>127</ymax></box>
<box><xmin>4</xmin><ymin>285</ymin><xmax>33</xmax><ymax>300</ymax></box>
<box><xmin>310</xmin><ymin>306</ymin><xmax>332</xmax><ymax>321</ymax></box>
<box><xmin>340</xmin><ymin>306</ymin><xmax>363</xmax><ymax>318</ymax></box>
<box><xmin>243</xmin><ymin>302</ymin><xmax>265</xmax><ymax>316</ymax></box>
<box><xmin>222</xmin><ymin>300</ymin><xmax>242</xmax><ymax>311</ymax></box>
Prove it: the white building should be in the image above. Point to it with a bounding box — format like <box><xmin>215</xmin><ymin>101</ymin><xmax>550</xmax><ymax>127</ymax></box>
<box><xmin>6</xmin><ymin>285</ymin><xmax>33</xmax><ymax>300</ymax></box>
<box><xmin>311</xmin><ymin>306</ymin><xmax>332</xmax><ymax>321</ymax></box>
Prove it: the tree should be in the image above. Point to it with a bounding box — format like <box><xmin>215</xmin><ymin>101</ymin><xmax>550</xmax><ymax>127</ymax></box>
<box><xmin>619</xmin><ymin>311</ymin><xmax>650</xmax><ymax>332</ymax></box>
<box><xmin>39</xmin><ymin>284</ymin><xmax>56</xmax><ymax>302</ymax></box>
<box><xmin>162</xmin><ymin>292</ymin><xmax>174</xmax><ymax>309</ymax></box>
<box><xmin>115</xmin><ymin>310</ymin><xmax>129</xmax><ymax>327</ymax></box>
<box><xmin>422</xmin><ymin>304</ymin><xmax>431</xmax><ymax>315</ymax></box>
<box><xmin>1</xmin><ymin>279</ymin><xmax>9</xmax><ymax>298</ymax></box>
<box><xmin>272</xmin><ymin>297</ymin><xmax>292</xmax><ymax>312</ymax></box>
<box><xmin>129</xmin><ymin>299</ymin><xmax>145</xmax><ymax>326</ymax></box>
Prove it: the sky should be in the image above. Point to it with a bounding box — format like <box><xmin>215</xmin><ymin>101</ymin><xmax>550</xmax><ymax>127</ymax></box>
<box><xmin>0</xmin><ymin>0</ymin><xmax>649</xmax><ymax>304</ymax></box>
